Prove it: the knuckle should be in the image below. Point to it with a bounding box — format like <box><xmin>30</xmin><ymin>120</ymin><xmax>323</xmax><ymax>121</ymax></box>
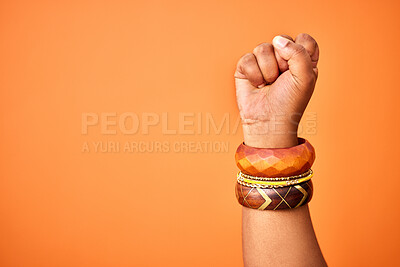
<box><xmin>253</xmin><ymin>43</ymin><xmax>273</xmax><ymax>54</ymax></box>
<box><xmin>293</xmin><ymin>44</ymin><xmax>307</xmax><ymax>57</ymax></box>
<box><xmin>297</xmin><ymin>33</ymin><xmax>313</xmax><ymax>41</ymax></box>
<box><xmin>297</xmin><ymin>33</ymin><xmax>318</xmax><ymax>46</ymax></box>
<box><xmin>239</xmin><ymin>53</ymin><xmax>255</xmax><ymax>65</ymax></box>
<box><xmin>236</xmin><ymin>53</ymin><xmax>255</xmax><ymax>74</ymax></box>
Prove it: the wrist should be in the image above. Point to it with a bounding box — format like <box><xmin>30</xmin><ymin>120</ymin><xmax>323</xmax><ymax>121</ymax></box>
<box><xmin>242</xmin><ymin>123</ymin><xmax>298</xmax><ymax>148</ymax></box>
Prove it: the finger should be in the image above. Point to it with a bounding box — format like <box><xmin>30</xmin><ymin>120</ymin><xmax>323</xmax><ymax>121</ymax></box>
<box><xmin>272</xmin><ymin>35</ymin><xmax>315</xmax><ymax>87</ymax></box>
<box><xmin>274</xmin><ymin>35</ymin><xmax>294</xmax><ymax>73</ymax></box>
<box><xmin>234</xmin><ymin>53</ymin><xmax>265</xmax><ymax>88</ymax></box>
<box><xmin>280</xmin><ymin>34</ymin><xmax>294</xmax><ymax>42</ymax></box>
<box><xmin>295</xmin><ymin>33</ymin><xmax>319</xmax><ymax>68</ymax></box>
<box><xmin>252</xmin><ymin>43</ymin><xmax>279</xmax><ymax>84</ymax></box>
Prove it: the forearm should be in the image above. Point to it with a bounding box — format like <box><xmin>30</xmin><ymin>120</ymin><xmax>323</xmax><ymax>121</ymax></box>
<box><xmin>242</xmin><ymin>131</ymin><xmax>326</xmax><ymax>266</ymax></box>
<box><xmin>242</xmin><ymin>205</ymin><xmax>326</xmax><ymax>266</ymax></box>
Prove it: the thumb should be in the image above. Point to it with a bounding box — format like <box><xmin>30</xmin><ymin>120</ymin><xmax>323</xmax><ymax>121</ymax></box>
<box><xmin>272</xmin><ymin>35</ymin><xmax>315</xmax><ymax>88</ymax></box>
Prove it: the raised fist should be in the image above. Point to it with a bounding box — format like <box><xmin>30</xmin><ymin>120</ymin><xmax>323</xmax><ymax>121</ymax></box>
<box><xmin>235</xmin><ymin>34</ymin><xmax>319</xmax><ymax>148</ymax></box>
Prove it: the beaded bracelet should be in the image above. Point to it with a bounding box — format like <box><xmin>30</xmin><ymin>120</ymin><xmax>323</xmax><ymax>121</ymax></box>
<box><xmin>237</xmin><ymin>169</ymin><xmax>313</xmax><ymax>188</ymax></box>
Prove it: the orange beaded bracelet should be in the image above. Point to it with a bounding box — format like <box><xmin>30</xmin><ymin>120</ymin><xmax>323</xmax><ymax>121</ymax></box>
<box><xmin>235</xmin><ymin>138</ymin><xmax>315</xmax><ymax>177</ymax></box>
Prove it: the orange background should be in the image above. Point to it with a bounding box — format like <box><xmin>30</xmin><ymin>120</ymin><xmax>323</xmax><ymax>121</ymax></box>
<box><xmin>1</xmin><ymin>0</ymin><xmax>400</xmax><ymax>266</ymax></box>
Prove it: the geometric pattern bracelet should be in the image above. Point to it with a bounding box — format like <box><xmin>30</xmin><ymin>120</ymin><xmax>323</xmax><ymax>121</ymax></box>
<box><xmin>237</xmin><ymin>169</ymin><xmax>313</xmax><ymax>189</ymax></box>
<box><xmin>235</xmin><ymin>138</ymin><xmax>315</xmax><ymax>177</ymax></box>
<box><xmin>235</xmin><ymin>179</ymin><xmax>313</xmax><ymax>210</ymax></box>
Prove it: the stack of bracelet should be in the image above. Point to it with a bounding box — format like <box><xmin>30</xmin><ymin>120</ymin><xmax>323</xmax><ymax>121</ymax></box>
<box><xmin>235</xmin><ymin>138</ymin><xmax>315</xmax><ymax>210</ymax></box>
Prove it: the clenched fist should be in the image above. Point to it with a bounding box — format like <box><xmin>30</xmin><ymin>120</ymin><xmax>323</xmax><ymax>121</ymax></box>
<box><xmin>235</xmin><ymin>34</ymin><xmax>319</xmax><ymax>148</ymax></box>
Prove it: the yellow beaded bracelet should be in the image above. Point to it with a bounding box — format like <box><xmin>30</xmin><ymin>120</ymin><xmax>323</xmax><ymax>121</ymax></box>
<box><xmin>237</xmin><ymin>169</ymin><xmax>313</xmax><ymax>188</ymax></box>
